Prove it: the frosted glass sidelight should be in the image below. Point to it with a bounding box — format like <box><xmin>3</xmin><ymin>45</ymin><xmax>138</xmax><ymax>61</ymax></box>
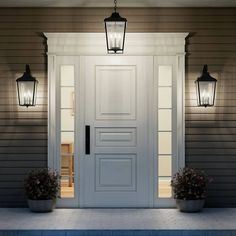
<box><xmin>157</xmin><ymin>64</ymin><xmax>173</xmax><ymax>201</ymax></box>
<box><xmin>158</xmin><ymin>87</ymin><xmax>172</xmax><ymax>108</ymax></box>
<box><xmin>158</xmin><ymin>156</ymin><xmax>172</xmax><ymax>176</ymax></box>
<box><xmin>60</xmin><ymin>64</ymin><xmax>75</xmax><ymax>199</ymax></box>
<box><xmin>158</xmin><ymin>177</ymin><xmax>172</xmax><ymax>198</ymax></box>
<box><xmin>158</xmin><ymin>65</ymin><xmax>172</xmax><ymax>86</ymax></box>
<box><xmin>60</xmin><ymin>65</ymin><xmax>74</xmax><ymax>86</ymax></box>
<box><xmin>158</xmin><ymin>109</ymin><xmax>172</xmax><ymax>131</ymax></box>
<box><xmin>158</xmin><ymin>132</ymin><xmax>172</xmax><ymax>154</ymax></box>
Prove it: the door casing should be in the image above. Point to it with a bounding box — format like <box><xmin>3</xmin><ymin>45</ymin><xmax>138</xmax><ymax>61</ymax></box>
<box><xmin>45</xmin><ymin>33</ymin><xmax>187</xmax><ymax>208</ymax></box>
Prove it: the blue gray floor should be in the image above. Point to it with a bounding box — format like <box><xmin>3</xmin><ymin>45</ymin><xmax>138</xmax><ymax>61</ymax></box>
<box><xmin>0</xmin><ymin>208</ymin><xmax>236</xmax><ymax>235</ymax></box>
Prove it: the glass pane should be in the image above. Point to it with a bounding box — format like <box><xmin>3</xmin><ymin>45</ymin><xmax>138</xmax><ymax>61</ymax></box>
<box><xmin>158</xmin><ymin>156</ymin><xmax>172</xmax><ymax>176</ymax></box>
<box><xmin>158</xmin><ymin>177</ymin><xmax>172</xmax><ymax>198</ymax></box>
<box><xmin>106</xmin><ymin>21</ymin><xmax>125</xmax><ymax>51</ymax></box>
<box><xmin>158</xmin><ymin>87</ymin><xmax>172</xmax><ymax>108</ymax></box>
<box><xmin>60</xmin><ymin>65</ymin><xmax>74</xmax><ymax>86</ymax></box>
<box><xmin>198</xmin><ymin>81</ymin><xmax>215</xmax><ymax>106</ymax></box>
<box><xmin>158</xmin><ymin>132</ymin><xmax>172</xmax><ymax>154</ymax></box>
<box><xmin>158</xmin><ymin>65</ymin><xmax>172</xmax><ymax>86</ymax></box>
<box><xmin>17</xmin><ymin>81</ymin><xmax>36</xmax><ymax>106</ymax></box>
<box><xmin>158</xmin><ymin>109</ymin><xmax>172</xmax><ymax>131</ymax></box>
<box><xmin>60</xmin><ymin>65</ymin><xmax>75</xmax><ymax>199</ymax></box>
<box><xmin>60</xmin><ymin>142</ymin><xmax>74</xmax><ymax>198</ymax></box>
<box><xmin>61</xmin><ymin>132</ymin><xmax>74</xmax><ymax>144</ymax></box>
<box><xmin>61</xmin><ymin>109</ymin><xmax>74</xmax><ymax>131</ymax></box>
<box><xmin>61</xmin><ymin>87</ymin><xmax>74</xmax><ymax>109</ymax></box>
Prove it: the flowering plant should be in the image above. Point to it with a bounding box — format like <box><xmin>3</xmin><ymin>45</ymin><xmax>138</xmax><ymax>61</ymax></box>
<box><xmin>171</xmin><ymin>167</ymin><xmax>211</xmax><ymax>200</ymax></box>
<box><xmin>24</xmin><ymin>168</ymin><xmax>60</xmax><ymax>200</ymax></box>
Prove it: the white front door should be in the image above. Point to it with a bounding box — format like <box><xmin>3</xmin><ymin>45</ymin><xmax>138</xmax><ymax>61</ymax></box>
<box><xmin>80</xmin><ymin>56</ymin><xmax>153</xmax><ymax>207</ymax></box>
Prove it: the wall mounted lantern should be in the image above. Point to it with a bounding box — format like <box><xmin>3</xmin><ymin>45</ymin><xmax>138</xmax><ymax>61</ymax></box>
<box><xmin>16</xmin><ymin>64</ymin><xmax>38</xmax><ymax>107</ymax></box>
<box><xmin>195</xmin><ymin>65</ymin><xmax>217</xmax><ymax>107</ymax></box>
<box><xmin>104</xmin><ymin>0</ymin><xmax>127</xmax><ymax>54</ymax></box>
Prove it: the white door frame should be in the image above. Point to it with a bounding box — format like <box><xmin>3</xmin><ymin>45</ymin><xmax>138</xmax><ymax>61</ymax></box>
<box><xmin>44</xmin><ymin>33</ymin><xmax>188</xmax><ymax>208</ymax></box>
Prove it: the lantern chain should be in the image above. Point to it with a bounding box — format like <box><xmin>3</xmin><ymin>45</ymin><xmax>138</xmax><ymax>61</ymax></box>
<box><xmin>114</xmin><ymin>0</ymin><xmax>117</xmax><ymax>12</ymax></box>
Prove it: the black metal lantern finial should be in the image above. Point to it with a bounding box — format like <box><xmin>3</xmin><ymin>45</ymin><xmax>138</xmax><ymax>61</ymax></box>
<box><xmin>195</xmin><ymin>65</ymin><xmax>217</xmax><ymax>107</ymax></box>
<box><xmin>104</xmin><ymin>0</ymin><xmax>127</xmax><ymax>54</ymax></box>
<box><xmin>16</xmin><ymin>64</ymin><xmax>38</xmax><ymax>107</ymax></box>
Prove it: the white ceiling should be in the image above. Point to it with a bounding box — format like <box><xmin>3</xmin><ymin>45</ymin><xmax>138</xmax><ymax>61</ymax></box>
<box><xmin>0</xmin><ymin>0</ymin><xmax>236</xmax><ymax>7</ymax></box>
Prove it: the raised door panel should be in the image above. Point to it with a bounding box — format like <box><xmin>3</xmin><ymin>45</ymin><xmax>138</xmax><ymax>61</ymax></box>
<box><xmin>95</xmin><ymin>154</ymin><xmax>136</xmax><ymax>191</ymax></box>
<box><xmin>95</xmin><ymin>128</ymin><xmax>136</xmax><ymax>147</ymax></box>
<box><xmin>95</xmin><ymin>66</ymin><xmax>136</xmax><ymax>120</ymax></box>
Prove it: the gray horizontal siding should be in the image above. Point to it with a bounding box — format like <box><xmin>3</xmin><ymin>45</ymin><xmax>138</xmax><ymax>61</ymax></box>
<box><xmin>0</xmin><ymin>7</ymin><xmax>235</xmax><ymax>207</ymax></box>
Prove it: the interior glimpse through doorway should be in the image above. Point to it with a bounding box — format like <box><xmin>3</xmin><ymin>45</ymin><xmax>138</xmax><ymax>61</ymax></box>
<box><xmin>60</xmin><ymin>143</ymin><xmax>74</xmax><ymax>198</ymax></box>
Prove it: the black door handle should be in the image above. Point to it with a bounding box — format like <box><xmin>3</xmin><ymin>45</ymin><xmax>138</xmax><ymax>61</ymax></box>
<box><xmin>85</xmin><ymin>125</ymin><xmax>90</xmax><ymax>155</ymax></box>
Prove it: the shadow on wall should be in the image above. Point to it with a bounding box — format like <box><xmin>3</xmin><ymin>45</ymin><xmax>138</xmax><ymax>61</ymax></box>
<box><xmin>184</xmin><ymin>41</ymin><xmax>236</xmax><ymax>206</ymax></box>
<box><xmin>0</xmin><ymin>39</ymin><xmax>48</xmax><ymax>206</ymax></box>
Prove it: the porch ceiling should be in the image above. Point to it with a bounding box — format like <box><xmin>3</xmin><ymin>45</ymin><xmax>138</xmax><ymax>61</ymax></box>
<box><xmin>0</xmin><ymin>0</ymin><xmax>236</xmax><ymax>7</ymax></box>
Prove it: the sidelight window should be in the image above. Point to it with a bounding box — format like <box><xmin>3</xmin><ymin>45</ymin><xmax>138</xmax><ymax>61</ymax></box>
<box><xmin>157</xmin><ymin>65</ymin><xmax>173</xmax><ymax>198</ymax></box>
<box><xmin>60</xmin><ymin>65</ymin><xmax>75</xmax><ymax>198</ymax></box>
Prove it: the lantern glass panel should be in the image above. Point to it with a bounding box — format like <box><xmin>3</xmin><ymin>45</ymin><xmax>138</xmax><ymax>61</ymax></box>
<box><xmin>105</xmin><ymin>21</ymin><xmax>126</xmax><ymax>53</ymax></box>
<box><xmin>17</xmin><ymin>80</ymin><xmax>37</xmax><ymax>106</ymax></box>
<box><xmin>197</xmin><ymin>81</ymin><xmax>216</xmax><ymax>106</ymax></box>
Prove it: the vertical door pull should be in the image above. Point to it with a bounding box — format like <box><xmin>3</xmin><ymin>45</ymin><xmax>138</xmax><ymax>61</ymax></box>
<box><xmin>85</xmin><ymin>125</ymin><xmax>90</xmax><ymax>155</ymax></box>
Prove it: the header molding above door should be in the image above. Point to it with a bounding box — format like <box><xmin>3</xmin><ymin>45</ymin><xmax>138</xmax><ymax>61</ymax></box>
<box><xmin>44</xmin><ymin>33</ymin><xmax>188</xmax><ymax>56</ymax></box>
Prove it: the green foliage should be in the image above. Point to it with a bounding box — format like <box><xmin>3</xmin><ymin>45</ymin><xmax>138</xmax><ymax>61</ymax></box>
<box><xmin>171</xmin><ymin>167</ymin><xmax>211</xmax><ymax>200</ymax></box>
<box><xmin>24</xmin><ymin>168</ymin><xmax>60</xmax><ymax>200</ymax></box>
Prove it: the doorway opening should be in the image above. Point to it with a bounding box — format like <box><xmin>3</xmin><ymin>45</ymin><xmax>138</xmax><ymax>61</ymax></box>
<box><xmin>46</xmin><ymin>33</ymin><xmax>187</xmax><ymax>207</ymax></box>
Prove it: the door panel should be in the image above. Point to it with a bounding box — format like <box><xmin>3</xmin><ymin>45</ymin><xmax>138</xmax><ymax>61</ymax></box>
<box><xmin>95</xmin><ymin>128</ymin><xmax>136</xmax><ymax>147</ymax></box>
<box><xmin>95</xmin><ymin>65</ymin><xmax>136</xmax><ymax>120</ymax></box>
<box><xmin>95</xmin><ymin>154</ymin><xmax>136</xmax><ymax>191</ymax></box>
<box><xmin>81</xmin><ymin>56</ymin><xmax>153</xmax><ymax>207</ymax></box>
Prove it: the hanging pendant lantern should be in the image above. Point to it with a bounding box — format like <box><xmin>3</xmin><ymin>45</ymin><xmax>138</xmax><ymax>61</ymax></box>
<box><xmin>104</xmin><ymin>0</ymin><xmax>127</xmax><ymax>54</ymax></box>
<box><xmin>195</xmin><ymin>65</ymin><xmax>217</xmax><ymax>107</ymax></box>
<box><xmin>16</xmin><ymin>64</ymin><xmax>38</xmax><ymax>107</ymax></box>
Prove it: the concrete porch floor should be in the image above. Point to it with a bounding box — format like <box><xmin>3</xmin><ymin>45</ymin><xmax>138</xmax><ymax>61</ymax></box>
<box><xmin>0</xmin><ymin>208</ymin><xmax>236</xmax><ymax>235</ymax></box>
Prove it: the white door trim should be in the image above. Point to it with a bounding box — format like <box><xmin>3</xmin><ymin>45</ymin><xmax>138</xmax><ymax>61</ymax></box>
<box><xmin>44</xmin><ymin>33</ymin><xmax>188</xmax><ymax>56</ymax></box>
<box><xmin>45</xmin><ymin>33</ymin><xmax>188</xmax><ymax>207</ymax></box>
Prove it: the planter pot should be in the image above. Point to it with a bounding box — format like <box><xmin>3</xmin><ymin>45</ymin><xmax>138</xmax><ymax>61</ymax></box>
<box><xmin>176</xmin><ymin>199</ymin><xmax>205</xmax><ymax>213</ymax></box>
<box><xmin>28</xmin><ymin>199</ymin><xmax>56</xmax><ymax>213</ymax></box>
